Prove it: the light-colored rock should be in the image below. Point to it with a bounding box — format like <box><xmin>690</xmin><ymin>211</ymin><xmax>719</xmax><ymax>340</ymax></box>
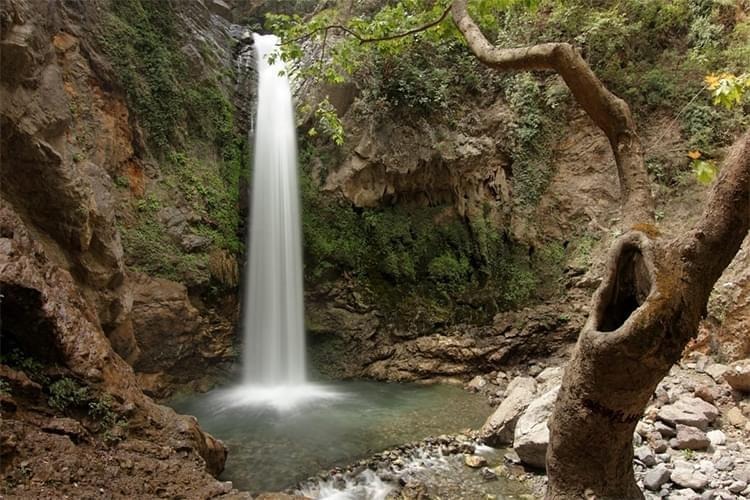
<box><xmin>464</xmin><ymin>454</ymin><xmax>487</xmax><ymax>468</ymax></box>
<box><xmin>666</xmin><ymin>488</ymin><xmax>700</xmax><ymax>500</ymax></box>
<box><xmin>657</xmin><ymin>396</ymin><xmax>719</xmax><ymax>431</ymax></box>
<box><xmin>723</xmin><ymin>359</ymin><xmax>750</xmax><ymax>392</ymax></box>
<box><xmin>671</xmin><ymin>460</ymin><xmax>709</xmax><ymax>490</ymax></box>
<box><xmin>726</xmin><ymin>407</ymin><xmax>747</xmax><ymax>428</ymax></box>
<box><xmin>535</xmin><ymin>366</ymin><xmax>562</xmax><ymax>392</ymax></box>
<box><xmin>513</xmin><ymin>385</ymin><xmax>559</xmax><ymax>469</ymax></box>
<box><xmin>670</xmin><ymin>425</ymin><xmax>710</xmax><ymax>450</ymax></box>
<box><xmin>480</xmin><ymin>376</ymin><xmax>537</xmax><ymax>446</ymax></box>
<box><xmin>466</xmin><ymin>375</ymin><xmax>488</xmax><ymax>392</ymax></box>
<box><xmin>706</xmin><ymin>430</ymin><xmax>726</xmax><ymax>447</ymax></box>
<box><xmin>703</xmin><ymin>363</ymin><xmax>729</xmax><ymax>382</ymax></box>
<box><xmin>643</xmin><ymin>464</ymin><xmax>671</xmax><ymax>491</ymax></box>
<box><xmin>728</xmin><ymin>480</ymin><xmax>747</xmax><ymax>494</ymax></box>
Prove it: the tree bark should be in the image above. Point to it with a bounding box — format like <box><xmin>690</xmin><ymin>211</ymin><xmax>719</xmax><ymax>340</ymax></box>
<box><xmin>449</xmin><ymin>1</ymin><xmax>750</xmax><ymax>498</ymax></box>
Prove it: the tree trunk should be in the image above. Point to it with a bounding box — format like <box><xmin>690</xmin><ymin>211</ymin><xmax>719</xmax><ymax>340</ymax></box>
<box><xmin>448</xmin><ymin>1</ymin><xmax>750</xmax><ymax>497</ymax></box>
<box><xmin>546</xmin><ymin>132</ymin><xmax>749</xmax><ymax>499</ymax></box>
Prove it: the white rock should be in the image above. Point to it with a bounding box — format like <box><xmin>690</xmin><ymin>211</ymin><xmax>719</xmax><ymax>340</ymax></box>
<box><xmin>671</xmin><ymin>460</ymin><xmax>709</xmax><ymax>490</ymax></box>
<box><xmin>704</xmin><ymin>363</ymin><xmax>729</xmax><ymax>382</ymax></box>
<box><xmin>480</xmin><ymin>376</ymin><xmax>537</xmax><ymax>445</ymax></box>
<box><xmin>513</xmin><ymin>385</ymin><xmax>559</xmax><ymax>469</ymax></box>
<box><xmin>535</xmin><ymin>366</ymin><xmax>562</xmax><ymax>392</ymax></box>
<box><xmin>666</xmin><ymin>488</ymin><xmax>700</xmax><ymax>500</ymax></box>
<box><xmin>728</xmin><ymin>480</ymin><xmax>747</xmax><ymax>493</ymax></box>
<box><xmin>706</xmin><ymin>429</ymin><xmax>726</xmax><ymax>447</ymax></box>
<box><xmin>467</xmin><ymin>375</ymin><xmax>488</xmax><ymax>392</ymax></box>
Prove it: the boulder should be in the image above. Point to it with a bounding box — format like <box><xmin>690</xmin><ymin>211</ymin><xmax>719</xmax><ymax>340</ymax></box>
<box><xmin>657</xmin><ymin>396</ymin><xmax>719</xmax><ymax>431</ymax></box>
<box><xmin>723</xmin><ymin>359</ymin><xmax>750</xmax><ymax>392</ymax></box>
<box><xmin>535</xmin><ymin>366</ymin><xmax>563</xmax><ymax>392</ymax></box>
<box><xmin>670</xmin><ymin>425</ymin><xmax>710</xmax><ymax>450</ymax></box>
<box><xmin>480</xmin><ymin>376</ymin><xmax>537</xmax><ymax>445</ymax></box>
<box><xmin>513</xmin><ymin>385</ymin><xmax>559</xmax><ymax>469</ymax></box>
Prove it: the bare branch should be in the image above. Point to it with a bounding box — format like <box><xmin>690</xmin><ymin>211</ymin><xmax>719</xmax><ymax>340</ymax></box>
<box><xmin>451</xmin><ymin>0</ymin><xmax>654</xmax><ymax>226</ymax></box>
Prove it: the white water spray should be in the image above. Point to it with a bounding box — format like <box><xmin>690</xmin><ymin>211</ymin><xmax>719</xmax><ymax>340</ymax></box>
<box><xmin>235</xmin><ymin>34</ymin><xmax>340</xmax><ymax>409</ymax></box>
<box><xmin>243</xmin><ymin>33</ymin><xmax>306</xmax><ymax>384</ymax></box>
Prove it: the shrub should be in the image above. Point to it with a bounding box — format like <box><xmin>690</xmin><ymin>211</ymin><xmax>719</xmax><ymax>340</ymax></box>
<box><xmin>48</xmin><ymin>378</ymin><xmax>90</xmax><ymax>412</ymax></box>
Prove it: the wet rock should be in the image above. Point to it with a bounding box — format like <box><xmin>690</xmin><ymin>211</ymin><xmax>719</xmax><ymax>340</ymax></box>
<box><xmin>643</xmin><ymin>464</ymin><xmax>671</xmax><ymax>491</ymax></box>
<box><xmin>670</xmin><ymin>425</ymin><xmax>710</xmax><ymax>450</ymax></box>
<box><xmin>657</xmin><ymin>396</ymin><xmax>719</xmax><ymax>431</ymax></box>
<box><xmin>480</xmin><ymin>376</ymin><xmax>537</xmax><ymax>445</ymax></box>
<box><xmin>723</xmin><ymin>359</ymin><xmax>750</xmax><ymax>392</ymax></box>
<box><xmin>513</xmin><ymin>386</ymin><xmax>559</xmax><ymax>469</ymax></box>
<box><xmin>480</xmin><ymin>467</ymin><xmax>498</xmax><ymax>480</ymax></box>
<box><xmin>464</xmin><ymin>454</ymin><xmax>487</xmax><ymax>468</ymax></box>
<box><xmin>466</xmin><ymin>375</ymin><xmax>487</xmax><ymax>392</ymax></box>
<box><xmin>671</xmin><ymin>460</ymin><xmax>709</xmax><ymax>490</ymax></box>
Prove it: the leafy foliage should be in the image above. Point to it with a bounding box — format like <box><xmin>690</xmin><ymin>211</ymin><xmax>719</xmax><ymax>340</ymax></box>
<box><xmin>48</xmin><ymin>378</ymin><xmax>90</xmax><ymax>412</ymax></box>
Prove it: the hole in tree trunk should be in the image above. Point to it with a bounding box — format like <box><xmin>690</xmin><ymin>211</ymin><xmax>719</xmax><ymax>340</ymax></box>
<box><xmin>597</xmin><ymin>245</ymin><xmax>652</xmax><ymax>332</ymax></box>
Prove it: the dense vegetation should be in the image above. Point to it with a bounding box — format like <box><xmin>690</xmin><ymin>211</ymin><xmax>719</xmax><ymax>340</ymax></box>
<box><xmin>99</xmin><ymin>0</ymin><xmax>247</xmax><ymax>285</ymax></box>
<box><xmin>272</xmin><ymin>0</ymin><xmax>748</xmax><ymax>324</ymax></box>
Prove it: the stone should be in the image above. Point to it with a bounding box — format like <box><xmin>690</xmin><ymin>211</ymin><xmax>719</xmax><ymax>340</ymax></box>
<box><xmin>643</xmin><ymin>464</ymin><xmax>671</xmax><ymax>491</ymax></box>
<box><xmin>666</xmin><ymin>488</ymin><xmax>700</xmax><ymax>500</ymax></box>
<box><xmin>635</xmin><ymin>445</ymin><xmax>657</xmax><ymax>467</ymax></box>
<box><xmin>480</xmin><ymin>376</ymin><xmax>537</xmax><ymax>446</ymax></box>
<box><xmin>693</xmin><ymin>385</ymin><xmax>719</xmax><ymax>404</ymax></box>
<box><xmin>670</xmin><ymin>425</ymin><xmax>710</xmax><ymax>450</ymax></box>
<box><xmin>725</xmin><ymin>407</ymin><xmax>747</xmax><ymax>428</ymax></box>
<box><xmin>723</xmin><ymin>359</ymin><xmax>750</xmax><ymax>392</ymax></box>
<box><xmin>464</xmin><ymin>455</ymin><xmax>487</xmax><ymax>468</ymax></box>
<box><xmin>656</xmin><ymin>421</ymin><xmax>677</xmax><ymax>438</ymax></box>
<box><xmin>715</xmin><ymin>456</ymin><xmax>735</xmax><ymax>472</ymax></box>
<box><xmin>728</xmin><ymin>480</ymin><xmax>747</xmax><ymax>494</ymax></box>
<box><xmin>734</xmin><ymin>465</ymin><xmax>750</xmax><ymax>483</ymax></box>
<box><xmin>207</xmin><ymin>0</ymin><xmax>233</xmax><ymax>21</ymax></box>
<box><xmin>671</xmin><ymin>460</ymin><xmax>709</xmax><ymax>490</ymax></box>
<box><xmin>480</xmin><ymin>467</ymin><xmax>498</xmax><ymax>480</ymax></box>
<box><xmin>703</xmin><ymin>363</ymin><xmax>729</xmax><ymax>383</ymax></box>
<box><xmin>535</xmin><ymin>366</ymin><xmax>562</xmax><ymax>392</ymax></box>
<box><xmin>513</xmin><ymin>386</ymin><xmax>559</xmax><ymax>469</ymax></box>
<box><xmin>466</xmin><ymin>375</ymin><xmax>487</xmax><ymax>392</ymax></box>
<box><xmin>706</xmin><ymin>430</ymin><xmax>726</xmax><ymax>447</ymax></box>
<box><xmin>657</xmin><ymin>396</ymin><xmax>719</xmax><ymax>431</ymax></box>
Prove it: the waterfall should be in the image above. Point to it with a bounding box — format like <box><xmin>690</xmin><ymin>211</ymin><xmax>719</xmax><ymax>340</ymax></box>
<box><xmin>243</xmin><ymin>34</ymin><xmax>306</xmax><ymax>385</ymax></box>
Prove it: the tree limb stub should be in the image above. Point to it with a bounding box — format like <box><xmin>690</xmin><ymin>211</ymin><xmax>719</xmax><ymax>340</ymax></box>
<box><xmin>450</xmin><ymin>0</ymin><xmax>654</xmax><ymax>226</ymax></box>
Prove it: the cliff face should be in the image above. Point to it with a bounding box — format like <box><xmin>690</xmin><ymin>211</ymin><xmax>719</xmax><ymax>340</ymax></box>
<box><xmin>1</xmin><ymin>0</ymin><xmax>248</xmax><ymax>398</ymax></box>
<box><xmin>0</xmin><ymin>0</ymin><xmax>251</xmax><ymax>494</ymax></box>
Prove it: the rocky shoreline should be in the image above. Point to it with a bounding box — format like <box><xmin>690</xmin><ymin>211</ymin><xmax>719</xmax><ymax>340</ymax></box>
<box><xmin>284</xmin><ymin>355</ymin><xmax>750</xmax><ymax>500</ymax></box>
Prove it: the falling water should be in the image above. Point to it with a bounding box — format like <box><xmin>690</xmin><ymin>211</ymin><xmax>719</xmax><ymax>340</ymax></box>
<box><xmin>243</xmin><ymin>34</ymin><xmax>306</xmax><ymax>385</ymax></box>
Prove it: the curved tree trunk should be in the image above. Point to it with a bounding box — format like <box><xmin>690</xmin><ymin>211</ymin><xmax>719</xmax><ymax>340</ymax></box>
<box><xmin>449</xmin><ymin>1</ymin><xmax>750</xmax><ymax>497</ymax></box>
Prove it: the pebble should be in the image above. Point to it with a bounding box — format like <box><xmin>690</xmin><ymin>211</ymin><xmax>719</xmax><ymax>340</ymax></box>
<box><xmin>644</xmin><ymin>464</ymin><xmax>671</xmax><ymax>491</ymax></box>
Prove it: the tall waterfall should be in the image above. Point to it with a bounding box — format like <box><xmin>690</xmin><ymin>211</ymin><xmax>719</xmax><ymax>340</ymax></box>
<box><xmin>243</xmin><ymin>34</ymin><xmax>306</xmax><ymax>385</ymax></box>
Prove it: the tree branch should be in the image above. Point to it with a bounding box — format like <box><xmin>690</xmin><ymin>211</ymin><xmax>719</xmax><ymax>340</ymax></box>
<box><xmin>679</xmin><ymin>130</ymin><xmax>750</xmax><ymax>300</ymax></box>
<box><xmin>451</xmin><ymin>0</ymin><xmax>654</xmax><ymax>226</ymax></box>
<box><xmin>283</xmin><ymin>3</ymin><xmax>452</xmax><ymax>46</ymax></box>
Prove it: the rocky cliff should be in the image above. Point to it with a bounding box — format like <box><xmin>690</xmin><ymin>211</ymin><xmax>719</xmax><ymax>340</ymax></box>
<box><xmin>1</xmin><ymin>0</ymin><xmax>251</xmax><ymax>495</ymax></box>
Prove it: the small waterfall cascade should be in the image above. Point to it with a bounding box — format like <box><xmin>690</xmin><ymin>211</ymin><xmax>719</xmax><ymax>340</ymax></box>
<box><xmin>243</xmin><ymin>33</ymin><xmax>306</xmax><ymax>385</ymax></box>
